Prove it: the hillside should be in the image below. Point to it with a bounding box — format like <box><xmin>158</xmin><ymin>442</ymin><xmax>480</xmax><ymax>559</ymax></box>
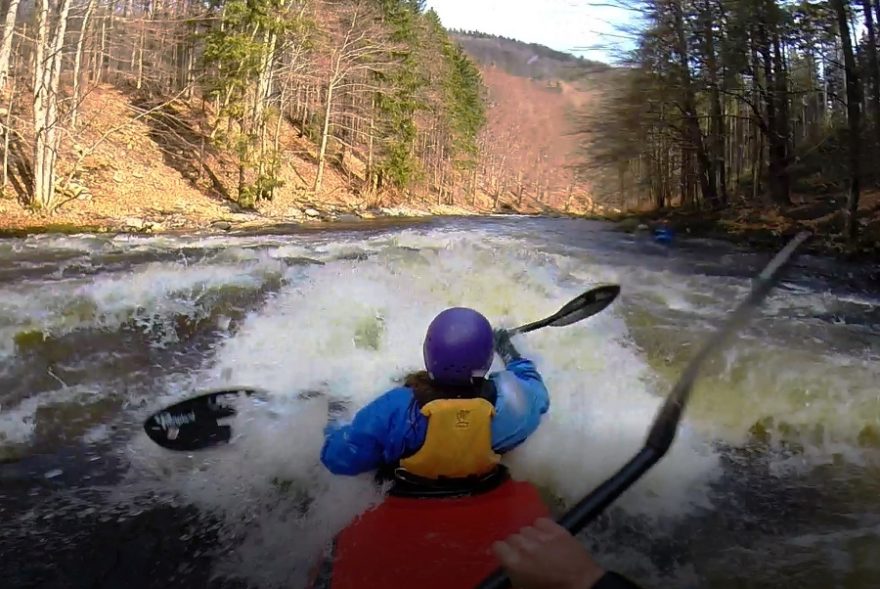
<box><xmin>451</xmin><ymin>31</ymin><xmax>610</xmax><ymax>81</ymax></box>
<box><xmin>0</xmin><ymin>84</ymin><xmax>483</xmax><ymax>236</ymax></box>
<box><xmin>0</xmin><ymin>2</ymin><xmax>513</xmax><ymax>235</ymax></box>
<box><xmin>0</xmin><ymin>4</ymin><xmax>612</xmax><ymax>236</ymax></box>
<box><xmin>456</xmin><ymin>32</ymin><xmax>609</xmax><ymax>213</ymax></box>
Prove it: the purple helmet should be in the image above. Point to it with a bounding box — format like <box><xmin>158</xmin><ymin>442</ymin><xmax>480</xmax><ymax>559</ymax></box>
<box><xmin>423</xmin><ymin>307</ymin><xmax>494</xmax><ymax>385</ymax></box>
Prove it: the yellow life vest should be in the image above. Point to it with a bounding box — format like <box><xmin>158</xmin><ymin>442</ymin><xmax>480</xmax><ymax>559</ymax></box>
<box><xmin>398</xmin><ymin>397</ymin><xmax>500</xmax><ymax>480</ymax></box>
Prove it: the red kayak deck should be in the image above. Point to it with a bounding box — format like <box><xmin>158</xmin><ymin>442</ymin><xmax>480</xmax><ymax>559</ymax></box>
<box><xmin>325</xmin><ymin>479</ymin><xmax>549</xmax><ymax>589</ymax></box>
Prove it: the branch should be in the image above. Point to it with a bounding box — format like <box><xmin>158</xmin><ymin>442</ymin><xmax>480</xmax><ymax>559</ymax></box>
<box><xmin>61</xmin><ymin>82</ymin><xmax>200</xmax><ymax>188</ymax></box>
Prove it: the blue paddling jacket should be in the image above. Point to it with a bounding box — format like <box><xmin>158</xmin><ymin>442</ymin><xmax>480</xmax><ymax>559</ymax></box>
<box><xmin>320</xmin><ymin>356</ymin><xmax>550</xmax><ymax>476</ymax></box>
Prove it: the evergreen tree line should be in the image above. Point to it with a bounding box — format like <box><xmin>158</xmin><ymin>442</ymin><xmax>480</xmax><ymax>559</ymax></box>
<box><xmin>0</xmin><ymin>0</ymin><xmax>487</xmax><ymax>210</ymax></box>
<box><xmin>579</xmin><ymin>0</ymin><xmax>880</xmax><ymax>243</ymax></box>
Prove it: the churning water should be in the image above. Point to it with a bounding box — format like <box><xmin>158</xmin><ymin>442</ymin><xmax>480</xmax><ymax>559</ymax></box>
<box><xmin>1</xmin><ymin>217</ymin><xmax>877</xmax><ymax>588</ymax></box>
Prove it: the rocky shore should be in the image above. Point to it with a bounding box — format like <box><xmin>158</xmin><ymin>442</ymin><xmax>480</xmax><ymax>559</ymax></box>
<box><xmin>0</xmin><ymin>202</ymin><xmax>493</xmax><ymax>239</ymax></box>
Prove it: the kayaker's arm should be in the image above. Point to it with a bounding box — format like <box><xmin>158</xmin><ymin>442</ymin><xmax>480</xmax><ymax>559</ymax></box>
<box><xmin>489</xmin><ymin>330</ymin><xmax>550</xmax><ymax>454</ymax></box>
<box><xmin>320</xmin><ymin>387</ymin><xmax>420</xmax><ymax>476</ymax></box>
<box><xmin>493</xmin><ymin>329</ymin><xmax>546</xmax><ymax>384</ymax></box>
<box><xmin>493</xmin><ymin>328</ymin><xmax>522</xmax><ymax>365</ymax></box>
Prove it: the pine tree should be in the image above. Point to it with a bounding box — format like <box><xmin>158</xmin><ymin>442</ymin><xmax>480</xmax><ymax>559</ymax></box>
<box><xmin>202</xmin><ymin>0</ymin><xmax>298</xmax><ymax>206</ymax></box>
<box><xmin>373</xmin><ymin>0</ymin><xmax>424</xmax><ymax>189</ymax></box>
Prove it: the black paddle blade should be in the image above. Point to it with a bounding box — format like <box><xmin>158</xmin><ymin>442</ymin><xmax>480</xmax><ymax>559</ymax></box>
<box><xmin>512</xmin><ymin>284</ymin><xmax>620</xmax><ymax>334</ymax></box>
<box><xmin>143</xmin><ymin>388</ymin><xmax>266</xmax><ymax>451</ymax></box>
<box><xmin>548</xmin><ymin>283</ymin><xmax>620</xmax><ymax>327</ymax></box>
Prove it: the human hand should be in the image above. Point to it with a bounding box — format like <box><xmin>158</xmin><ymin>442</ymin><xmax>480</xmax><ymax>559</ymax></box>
<box><xmin>493</xmin><ymin>328</ymin><xmax>521</xmax><ymax>364</ymax></box>
<box><xmin>492</xmin><ymin>518</ymin><xmax>605</xmax><ymax>589</ymax></box>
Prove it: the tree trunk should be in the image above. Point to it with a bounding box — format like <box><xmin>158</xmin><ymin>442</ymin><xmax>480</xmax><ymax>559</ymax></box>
<box><xmin>862</xmin><ymin>0</ymin><xmax>880</xmax><ymax>149</ymax></box>
<box><xmin>136</xmin><ymin>21</ymin><xmax>146</xmax><ymax>89</ymax></box>
<box><xmin>273</xmin><ymin>84</ymin><xmax>287</xmax><ymax>156</ymax></box>
<box><xmin>516</xmin><ymin>169</ymin><xmax>524</xmax><ymax>207</ymax></box>
<box><xmin>184</xmin><ymin>23</ymin><xmax>195</xmax><ymax>99</ymax></box>
<box><xmin>680</xmin><ymin>146</ymin><xmax>691</xmax><ymax>207</ymax></box>
<box><xmin>33</xmin><ymin>0</ymin><xmax>73</xmax><ymax>211</ymax></box>
<box><xmin>93</xmin><ymin>15</ymin><xmax>105</xmax><ymax>84</ymax></box>
<box><xmin>367</xmin><ymin>98</ymin><xmax>375</xmax><ymax>190</ymax></box>
<box><xmin>752</xmin><ymin>127</ymin><xmax>763</xmax><ymax>203</ymax></box>
<box><xmin>2</xmin><ymin>73</ymin><xmax>15</xmax><ymax>191</ymax></box>
<box><xmin>470</xmin><ymin>163</ymin><xmax>478</xmax><ymax>206</ymax></box>
<box><xmin>833</xmin><ymin>0</ymin><xmax>862</xmax><ymax>243</ymax></box>
<box><xmin>671</xmin><ymin>0</ymin><xmax>716</xmax><ymax>207</ymax></box>
<box><xmin>755</xmin><ymin>17</ymin><xmax>791</xmax><ymax>206</ymax></box>
<box><xmin>313</xmin><ymin>81</ymin><xmax>335</xmax><ymax>194</ymax></box>
<box><xmin>238</xmin><ymin>159</ymin><xmax>246</xmax><ymax>201</ymax></box>
<box><xmin>821</xmin><ymin>53</ymin><xmax>829</xmax><ymax>124</ymax></box>
<box><xmin>0</xmin><ymin>0</ymin><xmax>21</xmax><ymax>90</ymax></box>
<box><xmin>71</xmin><ymin>0</ymin><xmax>97</xmax><ymax>129</ymax></box>
<box><xmin>875</xmin><ymin>0</ymin><xmax>880</xmax><ymax>36</ymax></box>
<box><xmin>772</xmin><ymin>31</ymin><xmax>792</xmax><ymax>203</ymax></box>
<box><xmin>701</xmin><ymin>0</ymin><xmax>727</xmax><ymax>207</ymax></box>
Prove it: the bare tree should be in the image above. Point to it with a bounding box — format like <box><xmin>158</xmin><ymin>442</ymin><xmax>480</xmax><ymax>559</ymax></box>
<box><xmin>313</xmin><ymin>0</ymin><xmax>393</xmax><ymax>193</ymax></box>
<box><xmin>0</xmin><ymin>0</ymin><xmax>21</xmax><ymax>90</ymax></box>
<box><xmin>33</xmin><ymin>0</ymin><xmax>74</xmax><ymax>211</ymax></box>
<box><xmin>71</xmin><ymin>0</ymin><xmax>97</xmax><ymax>129</ymax></box>
<box><xmin>832</xmin><ymin>0</ymin><xmax>862</xmax><ymax>242</ymax></box>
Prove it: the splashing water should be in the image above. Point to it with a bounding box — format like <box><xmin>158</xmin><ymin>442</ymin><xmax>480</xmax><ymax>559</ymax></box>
<box><xmin>1</xmin><ymin>217</ymin><xmax>877</xmax><ymax>588</ymax></box>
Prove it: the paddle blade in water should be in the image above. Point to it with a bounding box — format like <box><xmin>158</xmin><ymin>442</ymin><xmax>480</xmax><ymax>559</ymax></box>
<box><xmin>143</xmin><ymin>388</ymin><xmax>266</xmax><ymax>451</ymax></box>
<box><xmin>548</xmin><ymin>284</ymin><xmax>620</xmax><ymax>327</ymax></box>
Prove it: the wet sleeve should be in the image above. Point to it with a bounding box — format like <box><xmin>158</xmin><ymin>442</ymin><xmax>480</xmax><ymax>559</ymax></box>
<box><xmin>320</xmin><ymin>388</ymin><xmax>416</xmax><ymax>476</ymax></box>
<box><xmin>489</xmin><ymin>357</ymin><xmax>550</xmax><ymax>454</ymax></box>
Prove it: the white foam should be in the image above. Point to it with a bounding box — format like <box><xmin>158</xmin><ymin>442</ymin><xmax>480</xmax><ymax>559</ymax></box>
<box><xmin>125</xmin><ymin>395</ymin><xmax>387</xmax><ymax>587</ymax></box>
<box><xmin>0</xmin><ymin>385</ymin><xmax>104</xmax><ymax>447</ymax></box>
<box><xmin>5</xmin><ymin>223</ymin><xmax>877</xmax><ymax>588</ymax></box>
<box><xmin>118</xmin><ymin>231</ymin><xmax>724</xmax><ymax>587</ymax></box>
<box><xmin>0</xmin><ymin>258</ymin><xmax>286</xmax><ymax>359</ymax></box>
<box><xmin>0</xmin><ymin>395</ymin><xmax>39</xmax><ymax>446</ymax></box>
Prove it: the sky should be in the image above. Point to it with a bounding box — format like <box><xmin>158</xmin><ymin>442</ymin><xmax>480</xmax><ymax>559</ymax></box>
<box><xmin>423</xmin><ymin>0</ymin><xmax>635</xmax><ymax>64</ymax></box>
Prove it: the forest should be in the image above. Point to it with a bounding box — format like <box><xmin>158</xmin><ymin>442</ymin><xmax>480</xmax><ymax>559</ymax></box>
<box><xmin>0</xmin><ymin>0</ymin><xmax>488</xmax><ymax>214</ymax></box>
<box><xmin>1</xmin><ymin>0</ymin><xmax>878</xmax><ymax>253</ymax></box>
<box><xmin>580</xmin><ymin>0</ymin><xmax>880</xmax><ymax>247</ymax></box>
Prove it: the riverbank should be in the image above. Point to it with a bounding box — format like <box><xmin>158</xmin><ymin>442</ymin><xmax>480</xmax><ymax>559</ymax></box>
<box><xmin>0</xmin><ymin>84</ymin><xmax>558</xmax><ymax>240</ymax></box>
<box><xmin>596</xmin><ymin>194</ymin><xmax>880</xmax><ymax>261</ymax></box>
<box><xmin>0</xmin><ymin>199</ymin><xmax>493</xmax><ymax>239</ymax></box>
<box><xmin>5</xmin><ymin>197</ymin><xmax>878</xmax><ymax>268</ymax></box>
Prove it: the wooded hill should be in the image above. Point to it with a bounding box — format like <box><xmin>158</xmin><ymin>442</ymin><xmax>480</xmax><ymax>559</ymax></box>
<box><xmin>0</xmin><ymin>0</ymin><xmax>500</xmax><ymax>219</ymax></box>
<box><xmin>451</xmin><ymin>31</ymin><xmax>611</xmax><ymax>214</ymax></box>
<box><xmin>451</xmin><ymin>30</ymin><xmax>611</xmax><ymax>81</ymax></box>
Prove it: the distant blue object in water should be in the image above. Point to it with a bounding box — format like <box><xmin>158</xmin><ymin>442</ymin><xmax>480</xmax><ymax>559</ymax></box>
<box><xmin>653</xmin><ymin>227</ymin><xmax>674</xmax><ymax>244</ymax></box>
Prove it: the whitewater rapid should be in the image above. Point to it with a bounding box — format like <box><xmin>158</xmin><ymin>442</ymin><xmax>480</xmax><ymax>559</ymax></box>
<box><xmin>1</xmin><ymin>217</ymin><xmax>877</xmax><ymax>588</ymax></box>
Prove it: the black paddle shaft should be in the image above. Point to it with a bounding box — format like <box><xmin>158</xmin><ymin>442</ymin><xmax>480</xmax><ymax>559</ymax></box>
<box><xmin>475</xmin><ymin>232</ymin><xmax>810</xmax><ymax>589</ymax></box>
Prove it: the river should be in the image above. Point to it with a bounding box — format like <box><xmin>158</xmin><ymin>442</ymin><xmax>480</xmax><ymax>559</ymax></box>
<box><xmin>1</xmin><ymin>216</ymin><xmax>878</xmax><ymax>588</ymax></box>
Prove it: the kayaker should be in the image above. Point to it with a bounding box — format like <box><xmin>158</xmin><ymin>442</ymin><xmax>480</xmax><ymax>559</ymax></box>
<box><xmin>320</xmin><ymin>306</ymin><xmax>549</xmax><ymax>482</ymax></box>
<box><xmin>493</xmin><ymin>517</ymin><xmax>644</xmax><ymax>589</ymax></box>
